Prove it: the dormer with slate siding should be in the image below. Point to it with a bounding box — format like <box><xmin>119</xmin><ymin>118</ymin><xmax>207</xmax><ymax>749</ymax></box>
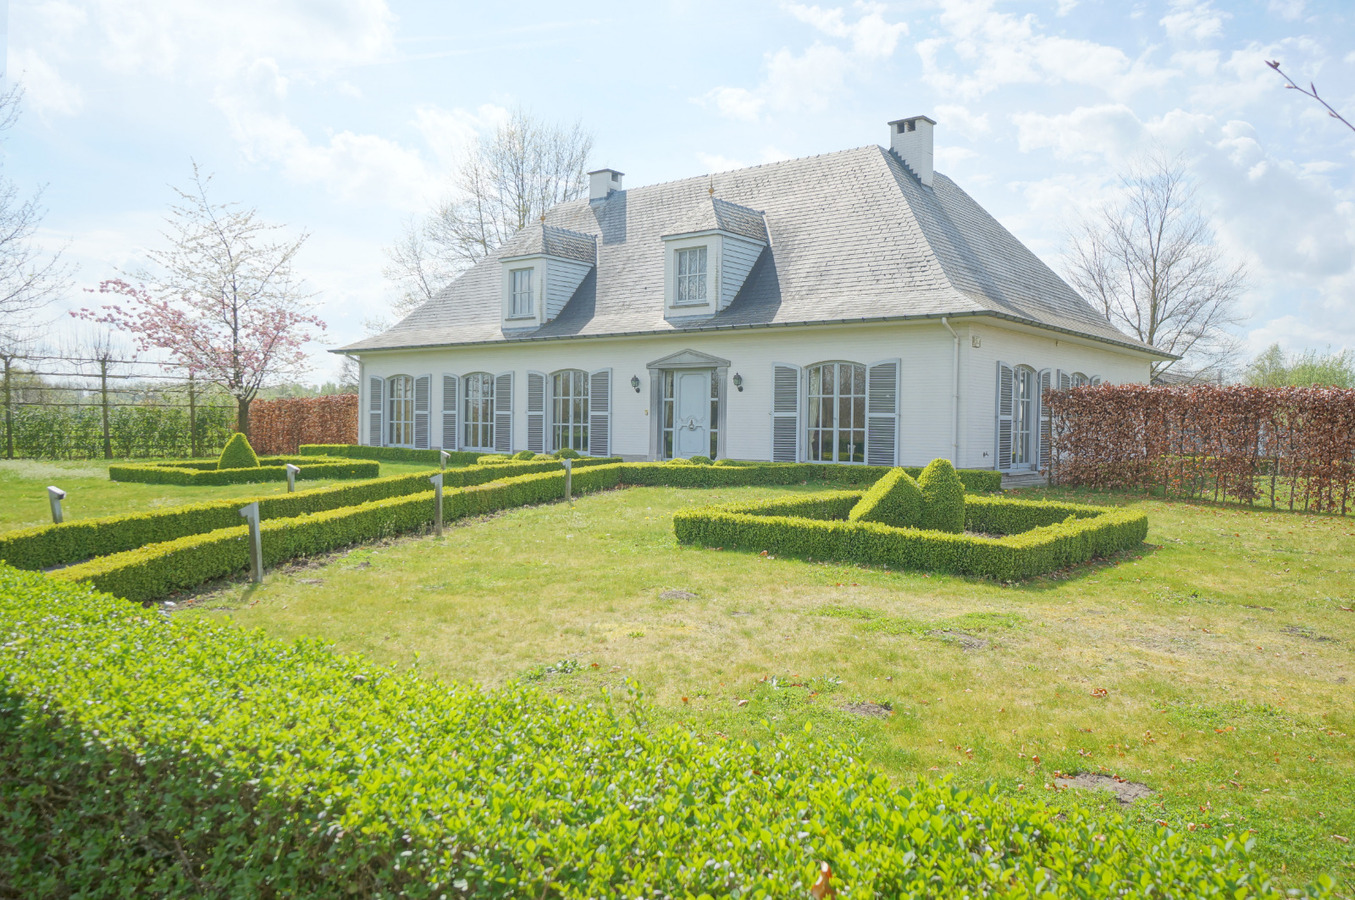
<box><xmin>498</xmin><ymin>224</ymin><xmax>597</xmax><ymax>332</ymax></box>
<box><xmin>661</xmin><ymin>196</ymin><xmax>768</xmax><ymax>322</ymax></box>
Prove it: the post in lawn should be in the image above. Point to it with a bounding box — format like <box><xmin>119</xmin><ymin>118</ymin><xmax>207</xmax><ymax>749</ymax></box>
<box><xmin>429</xmin><ymin>473</ymin><xmax>443</xmax><ymax>537</ymax></box>
<box><xmin>440</xmin><ymin>449</ymin><xmax>451</xmax><ymax>470</ymax></box>
<box><xmin>563</xmin><ymin>458</ymin><xmax>572</xmax><ymax>503</ymax></box>
<box><xmin>238</xmin><ymin>502</ymin><xmax>264</xmax><ymax>583</ymax></box>
<box><xmin>47</xmin><ymin>486</ymin><xmax>66</xmax><ymax>524</ymax></box>
<box><xmin>285</xmin><ymin>463</ymin><xmax>300</xmax><ymax>493</ymax></box>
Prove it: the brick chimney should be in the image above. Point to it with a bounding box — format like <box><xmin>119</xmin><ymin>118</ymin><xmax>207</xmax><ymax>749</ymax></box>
<box><xmin>888</xmin><ymin>116</ymin><xmax>935</xmax><ymax>187</ymax></box>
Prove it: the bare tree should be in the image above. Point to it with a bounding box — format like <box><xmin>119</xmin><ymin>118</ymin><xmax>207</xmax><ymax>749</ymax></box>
<box><xmin>1065</xmin><ymin>154</ymin><xmax>1247</xmax><ymax>380</ymax></box>
<box><xmin>379</xmin><ymin>109</ymin><xmax>593</xmax><ymax>326</ymax></box>
<box><xmin>0</xmin><ymin>85</ymin><xmax>71</xmax><ymax>355</ymax></box>
<box><xmin>1266</xmin><ymin>60</ymin><xmax>1355</xmax><ymax>134</ymax></box>
<box><xmin>76</xmin><ymin>163</ymin><xmax>324</xmax><ymax>438</ymax></box>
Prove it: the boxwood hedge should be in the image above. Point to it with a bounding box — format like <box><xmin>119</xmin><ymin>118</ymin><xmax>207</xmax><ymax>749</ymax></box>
<box><xmin>109</xmin><ymin>456</ymin><xmax>379</xmax><ymax>485</ymax></box>
<box><xmin>621</xmin><ymin>461</ymin><xmax>1001</xmax><ymax>492</ymax></box>
<box><xmin>674</xmin><ymin>492</ymin><xmax>1148</xmax><ymax>581</ymax></box>
<box><xmin>299</xmin><ymin>444</ymin><xmax>483</xmax><ymax>466</ymax></box>
<box><xmin>0</xmin><ymin>564</ymin><xmax>1308</xmax><ymax>898</ymax></box>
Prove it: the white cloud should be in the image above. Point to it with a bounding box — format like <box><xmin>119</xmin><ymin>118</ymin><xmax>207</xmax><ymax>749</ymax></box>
<box><xmin>697</xmin><ymin>146</ymin><xmax>793</xmax><ymax>173</ymax></box>
<box><xmin>1012</xmin><ymin>105</ymin><xmax>1148</xmax><ymax>162</ymax></box>
<box><xmin>10</xmin><ymin>48</ymin><xmax>84</xmax><ymax>116</ymax></box>
<box><xmin>702</xmin><ymin>2</ymin><xmax>907</xmax><ymax>120</ymax></box>
<box><xmin>1267</xmin><ymin>0</ymin><xmax>1307</xmax><ymax>22</ymax></box>
<box><xmin>1159</xmin><ymin>0</ymin><xmax>1228</xmax><ymax>42</ymax></box>
<box><xmin>933</xmin><ymin>103</ymin><xmax>989</xmax><ymax>140</ymax></box>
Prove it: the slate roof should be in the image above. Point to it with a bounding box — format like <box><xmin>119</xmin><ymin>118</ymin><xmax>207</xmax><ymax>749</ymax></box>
<box><xmin>498</xmin><ymin>224</ymin><xmax>597</xmax><ymax>264</ymax></box>
<box><xmin>341</xmin><ymin>145</ymin><xmax>1161</xmax><ymax>355</ymax></box>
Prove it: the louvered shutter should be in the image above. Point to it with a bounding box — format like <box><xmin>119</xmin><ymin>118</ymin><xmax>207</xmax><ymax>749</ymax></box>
<box><xmin>588</xmin><ymin>368</ymin><xmax>611</xmax><ymax>457</ymax></box>
<box><xmin>493</xmin><ymin>372</ymin><xmax>513</xmax><ymax>453</ymax></box>
<box><xmin>995</xmin><ymin>362</ymin><xmax>1013</xmax><ymax>471</ymax></box>
<box><xmin>414</xmin><ymin>375</ymin><xmax>431</xmax><ymax>449</ymax></box>
<box><xmin>1058</xmin><ymin>369</ymin><xmax>1071</xmax><ymax>391</ymax></box>
<box><xmin>441</xmin><ymin>374</ymin><xmax>459</xmax><ymax>450</ymax></box>
<box><xmin>1037</xmin><ymin>368</ymin><xmax>1052</xmax><ymax>471</ymax></box>
<box><xmin>771</xmin><ymin>363</ymin><xmax>801</xmax><ymax>462</ymax></box>
<box><xmin>865</xmin><ymin>359</ymin><xmax>899</xmax><ymax>467</ymax></box>
<box><xmin>526</xmin><ymin>372</ymin><xmax>546</xmax><ymax>453</ymax></box>
<box><xmin>1090</xmin><ymin>376</ymin><xmax>1103</xmax><ymax>386</ymax></box>
<box><xmin>367</xmin><ymin>375</ymin><xmax>385</xmax><ymax>447</ymax></box>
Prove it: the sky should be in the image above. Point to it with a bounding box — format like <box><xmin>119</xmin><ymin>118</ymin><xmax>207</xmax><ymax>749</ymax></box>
<box><xmin>5</xmin><ymin>0</ymin><xmax>1353</xmax><ymax>384</ymax></box>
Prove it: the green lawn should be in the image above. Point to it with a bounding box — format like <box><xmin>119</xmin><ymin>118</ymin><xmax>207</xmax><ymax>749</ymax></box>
<box><xmin>0</xmin><ymin>458</ymin><xmax>437</xmax><ymax>533</ymax></box>
<box><xmin>164</xmin><ymin>481</ymin><xmax>1355</xmax><ymax>892</ymax></box>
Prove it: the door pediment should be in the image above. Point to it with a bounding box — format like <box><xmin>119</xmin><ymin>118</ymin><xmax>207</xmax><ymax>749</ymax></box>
<box><xmin>646</xmin><ymin>348</ymin><xmax>731</xmax><ymax>371</ymax></box>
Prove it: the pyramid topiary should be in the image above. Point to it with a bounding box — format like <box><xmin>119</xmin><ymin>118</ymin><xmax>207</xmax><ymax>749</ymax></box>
<box><xmin>848</xmin><ymin>468</ymin><xmax>923</xmax><ymax>527</ymax></box>
<box><xmin>917</xmin><ymin>458</ymin><xmax>966</xmax><ymax>533</ymax></box>
<box><xmin>216</xmin><ymin>432</ymin><xmax>260</xmax><ymax>470</ymax></box>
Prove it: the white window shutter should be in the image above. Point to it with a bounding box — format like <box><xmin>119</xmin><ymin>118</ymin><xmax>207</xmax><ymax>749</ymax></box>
<box><xmin>865</xmin><ymin>359</ymin><xmax>900</xmax><ymax>467</ymax></box>
<box><xmin>771</xmin><ymin>363</ymin><xmax>801</xmax><ymax>462</ymax></box>
<box><xmin>1058</xmin><ymin>369</ymin><xmax>1071</xmax><ymax>391</ymax></box>
<box><xmin>493</xmin><ymin>372</ymin><xmax>514</xmax><ymax>453</ymax></box>
<box><xmin>526</xmin><ymin>371</ymin><xmax>546</xmax><ymax>453</ymax></box>
<box><xmin>589</xmin><ymin>368</ymin><xmax>611</xmax><ymax>457</ymax></box>
<box><xmin>1090</xmin><ymin>376</ymin><xmax>1103</xmax><ymax>386</ymax></box>
<box><xmin>367</xmin><ymin>375</ymin><xmax>385</xmax><ymax>447</ymax></box>
<box><xmin>1037</xmin><ymin>367</ymin><xmax>1053</xmax><ymax>471</ymax></box>
<box><xmin>995</xmin><ymin>362</ymin><xmax>1013</xmax><ymax>471</ymax></box>
<box><xmin>441</xmin><ymin>374</ymin><xmax>459</xmax><ymax>450</ymax></box>
<box><xmin>414</xmin><ymin>375</ymin><xmax>431</xmax><ymax>449</ymax></box>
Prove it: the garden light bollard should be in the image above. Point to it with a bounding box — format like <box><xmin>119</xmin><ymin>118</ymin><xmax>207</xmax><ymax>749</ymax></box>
<box><xmin>47</xmin><ymin>486</ymin><xmax>66</xmax><ymax>524</ymax></box>
<box><xmin>285</xmin><ymin>463</ymin><xmax>300</xmax><ymax>493</ymax></box>
<box><xmin>440</xmin><ymin>450</ymin><xmax>451</xmax><ymax>470</ymax></box>
<box><xmin>563</xmin><ymin>458</ymin><xmax>572</xmax><ymax>502</ymax></box>
<box><xmin>429</xmin><ymin>473</ymin><xmax>443</xmax><ymax>537</ymax></box>
<box><xmin>238</xmin><ymin>502</ymin><xmax>264</xmax><ymax>583</ymax></box>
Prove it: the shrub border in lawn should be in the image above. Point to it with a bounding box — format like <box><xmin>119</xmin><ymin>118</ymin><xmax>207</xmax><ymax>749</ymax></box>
<box><xmin>298</xmin><ymin>444</ymin><xmax>484</xmax><ymax>466</ymax></box>
<box><xmin>673</xmin><ymin>491</ymin><xmax>1148</xmax><ymax>581</ymax></box>
<box><xmin>109</xmin><ymin>456</ymin><xmax>380</xmax><ymax>485</ymax></box>
<box><xmin>0</xmin><ymin>562</ymin><xmax>1302</xmax><ymax>898</ymax></box>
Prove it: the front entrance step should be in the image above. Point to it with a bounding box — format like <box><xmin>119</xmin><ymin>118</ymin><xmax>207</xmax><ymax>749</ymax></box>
<box><xmin>1000</xmin><ymin>471</ymin><xmax>1048</xmax><ymax>490</ymax></box>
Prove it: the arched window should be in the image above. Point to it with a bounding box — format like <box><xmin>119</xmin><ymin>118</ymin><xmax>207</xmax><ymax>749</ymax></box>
<box><xmin>462</xmin><ymin>372</ymin><xmax>495</xmax><ymax>450</ymax></box>
<box><xmin>551</xmin><ymin>369</ymin><xmax>589</xmax><ymax>452</ymax></box>
<box><xmin>1011</xmin><ymin>365</ymin><xmax>1037</xmax><ymax>467</ymax></box>
<box><xmin>1070</xmin><ymin>372</ymin><xmax>1090</xmax><ymax>388</ymax></box>
<box><xmin>807</xmin><ymin>361</ymin><xmax>866</xmax><ymax>463</ymax></box>
<box><xmin>387</xmin><ymin>375</ymin><xmax>415</xmax><ymax>447</ymax></box>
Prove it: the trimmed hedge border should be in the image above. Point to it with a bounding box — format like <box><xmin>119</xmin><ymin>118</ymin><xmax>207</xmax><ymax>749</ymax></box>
<box><xmin>109</xmin><ymin>456</ymin><xmax>379</xmax><ymax>485</ymax></box>
<box><xmin>624</xmin><ymin>461</ymin><xmax>1002</xmax><ymax>492</ymax></box>
<box><xmin>673</xmin><ymin>492</ymin><xmax>1148</xmax><ymax>581</ymax></box>
<box><xmin>0</xmin><ymin>564</ymin><xmax>1300</xmax><ymax>898</ymax></box>
<box><xmin>299</xmin><ymin>444</ymin><xmax>483</xmax><ymax>466</ymax></box>
<box><xmin>1</xmin><ymin>458</ymin><xmax>622</xmax><ymax>572</ymax></box>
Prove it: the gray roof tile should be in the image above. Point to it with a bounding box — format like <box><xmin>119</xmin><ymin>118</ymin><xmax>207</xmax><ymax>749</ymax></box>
<box><xmin>341</xmin><ymin>145</ymin><xmax>1158</xmax><ymax>354</ymax></box>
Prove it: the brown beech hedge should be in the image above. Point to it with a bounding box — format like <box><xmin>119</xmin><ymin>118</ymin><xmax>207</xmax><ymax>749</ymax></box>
<box><xmin>1045</xmin><ymin>384</ymin><xmax>1355</xmax><ymax>514</ymax></box>
<box><xmin>250</xmin><ymin>395</ymin><xmax>358</xmax><ymax>455</ymax></box>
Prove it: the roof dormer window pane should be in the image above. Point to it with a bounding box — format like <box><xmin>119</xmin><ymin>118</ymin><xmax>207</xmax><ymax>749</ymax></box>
<box><xmin>511</xmin><ymin>268</ymin><xmax>534</xmax><ymax>317</ymax></box>
<box><xmin>675</xmin><ymin>247</ymin><xmax>707</xmax><ymax>304</ymax></box>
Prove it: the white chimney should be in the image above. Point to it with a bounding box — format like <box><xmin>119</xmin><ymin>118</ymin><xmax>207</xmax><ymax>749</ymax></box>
<box><xmin>588</xmin><ymin>168</ymin><xmax>624</xmax><ymax>201</ymax></box>
<box><xmin>888</xmin><ymin>116</ymin><xmax>935</xmax><ymax>187</ymax></box>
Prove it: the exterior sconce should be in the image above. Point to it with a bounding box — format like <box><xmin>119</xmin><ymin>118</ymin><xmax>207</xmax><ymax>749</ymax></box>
<box><xmin>630</xmin><ymin>375</ymin><xmax>641</xmax><ymax>393</ymax></box>
<box><xmin>732</xmin><ymin>373</ymin><xmax>744</xmax><ymax>392</ymax></box>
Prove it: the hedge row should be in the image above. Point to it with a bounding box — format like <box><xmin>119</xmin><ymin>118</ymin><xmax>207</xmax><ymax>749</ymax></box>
<box><xmin>624</xmin><ymin>461</ymin><xmax>1003</xmax><ymax>492</ymax></box>
<box><xmin>51</xmin><ymin>465</ymin><xmax>628</xmax><ymax>602</ymax></box>
<box><xmin>298</xmin><ymin>444</ymin><xmax>483</xmax><ymax>466</ymax></box>
<box><xmin>0</xmin><ymin>458</ymin><xmax>620</xmax><ymax>572</ymax></box>
<box><xmin>673</xmin><ymin>493</ymin><xmax>1148</xmax><ymax>581</ymax></box>
<box><xmin>249</xmin><ymin>395</ymin><xmax>358</xmax><ymax>455</ymax></box>
<box><xmin>108</xmin><ymin>456</ymin><xmax>379</xmax><ymax>485</ymax></box>
<box><xmin>0</xmin><ymin>564</ymin><xmax>1302</xmax><ymax>897</ymax></box>
<box><xmin>0</xmin><ymin>402</ymin><xmax>235</xmax><ymax>460</ymax></box>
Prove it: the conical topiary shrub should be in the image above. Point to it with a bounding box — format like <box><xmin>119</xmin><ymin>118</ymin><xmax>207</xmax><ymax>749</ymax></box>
<box><xmin>847</xmin><ymin>468</ymin><xmax>922</xmax><ymax>527</ymax></box>
<box><xmin>917</xmin><ymin>458</ymin><xmax>966</xmax><ymax>533</ymax></box>
<box><xmin>217</xmin><ymin>432</ymin><xmax>260</xmax><ymax>470</ymax></box>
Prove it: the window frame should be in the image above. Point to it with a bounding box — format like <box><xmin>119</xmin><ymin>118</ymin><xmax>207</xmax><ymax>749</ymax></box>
<box><xmin>674</xmin><ymin>246</ymin><xmax>708</xmax><ymax>306</ymax></box>
<box><xmin>461</xmin><ymin>372</ymin><xmax>496</xmax><ymax>451</ymax></box>
<box><xmin>805</xmin><ymin>361</ymin><xmax>867</xmax><ymax>465</ymax></box>
<box><xmin>509</xmin><ymin>267</ymin><xmax>534</xmax><ymax>318</ymax></box>
<box><xmin>386</xmin><ymin>375</ymin><xmax>415</xmax><ymax>448</ymax></box>
<box><xmin>1012</xmin><ymin>365</ymin><xmax>1037</xmax><ymax>467</ymax></box>
<box><xmin>550</xmin><ymin>369</ymin><xmax>590</xmax><ymax>452</ymax></box>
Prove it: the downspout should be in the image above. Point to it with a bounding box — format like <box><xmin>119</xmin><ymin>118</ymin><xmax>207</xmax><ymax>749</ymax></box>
<box><xmin>940</xmin><ymin>317</ymin><xmax>960</xmax><ymax>464</ymax></box>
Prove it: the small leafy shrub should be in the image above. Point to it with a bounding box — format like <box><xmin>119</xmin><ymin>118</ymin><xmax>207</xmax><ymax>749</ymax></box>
<box><xmin>917</xmin><ymin>458</ymin><xmax>965</xmax><ymax>534</ymax></box>
<box><xmin>848</xmin><ymin>468</ymin><xmax>922</xmax><ymax>527</ymax></box>
<box><xmin>216</xmin><ymin>433</ymin><xmax>260</xmax><ymax>470</ymax></box>
<box><xmin>513</xmin><ymin>450</ymin><xmax>536</xmax><ymax>460</ymax></box>
<box><xmin>686</xmin><ymin>455</ymin><xmax>713</xmax><ymax>465</ymax></box>
<box><xmin>553</xmin><ymin>447</ymin><xmax>583</xmax><ymax>459</ymax></box>
<box><xmin>666</xmin><ymin>458</ymin><xmax>695</xmax><ymax>466</ymax></box>
<box><xmin>0</xmin><ymin>564</ymin><xmax>1301</xmax><ymax>897</ymax></box>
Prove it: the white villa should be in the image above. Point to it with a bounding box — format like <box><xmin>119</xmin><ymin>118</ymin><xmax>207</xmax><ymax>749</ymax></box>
<box><xmin>338</xmin><ymin>115</ymin><xmax>1168</xmax><ymax>473</ymax></box>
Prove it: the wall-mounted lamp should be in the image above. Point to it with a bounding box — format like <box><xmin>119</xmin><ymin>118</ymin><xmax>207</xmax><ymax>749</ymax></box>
<box><xmin>630</xmin><ymin>375</ymin><xmax>641</xmax><ymax>393</ymax></box>
<box><xmin>732</xmin><ymin>373</ymin><xmax>744</xmax><ymax>392</ymax></box>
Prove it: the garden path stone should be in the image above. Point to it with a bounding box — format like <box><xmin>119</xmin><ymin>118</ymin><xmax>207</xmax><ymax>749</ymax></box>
<box><xmin>1054</xmin><ymin>773</ymin><xmax>1153</xmax><ymax>805</ymax></box>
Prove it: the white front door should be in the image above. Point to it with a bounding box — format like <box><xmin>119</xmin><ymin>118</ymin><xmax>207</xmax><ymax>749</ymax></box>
<box><xmin>674</xmin><ymin>370</ymin><xmax>711</xmax><ymax>458</ymax></box>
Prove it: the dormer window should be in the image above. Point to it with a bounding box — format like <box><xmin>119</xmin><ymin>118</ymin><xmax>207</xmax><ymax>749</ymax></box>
<box><xmin>675</xmin><ymin>247</ymin><xmax>708</xmax><ymax>304</ymax></box>
<box><xmin>510</xmin><ymin>268</ymin><xmax>534</xmax><ymax>317</ymax></box>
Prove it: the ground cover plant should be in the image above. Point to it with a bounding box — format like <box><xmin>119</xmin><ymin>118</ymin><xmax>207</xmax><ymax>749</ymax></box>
<box><xmin>0</xmin><ymin>564</ymin><xmax>1319</xmax><ymax>897</ymax></box>
<box><xmin>178</xmin><ymin>482</ymin><xmax>1355</xmax><ymax>892</ymax></box>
